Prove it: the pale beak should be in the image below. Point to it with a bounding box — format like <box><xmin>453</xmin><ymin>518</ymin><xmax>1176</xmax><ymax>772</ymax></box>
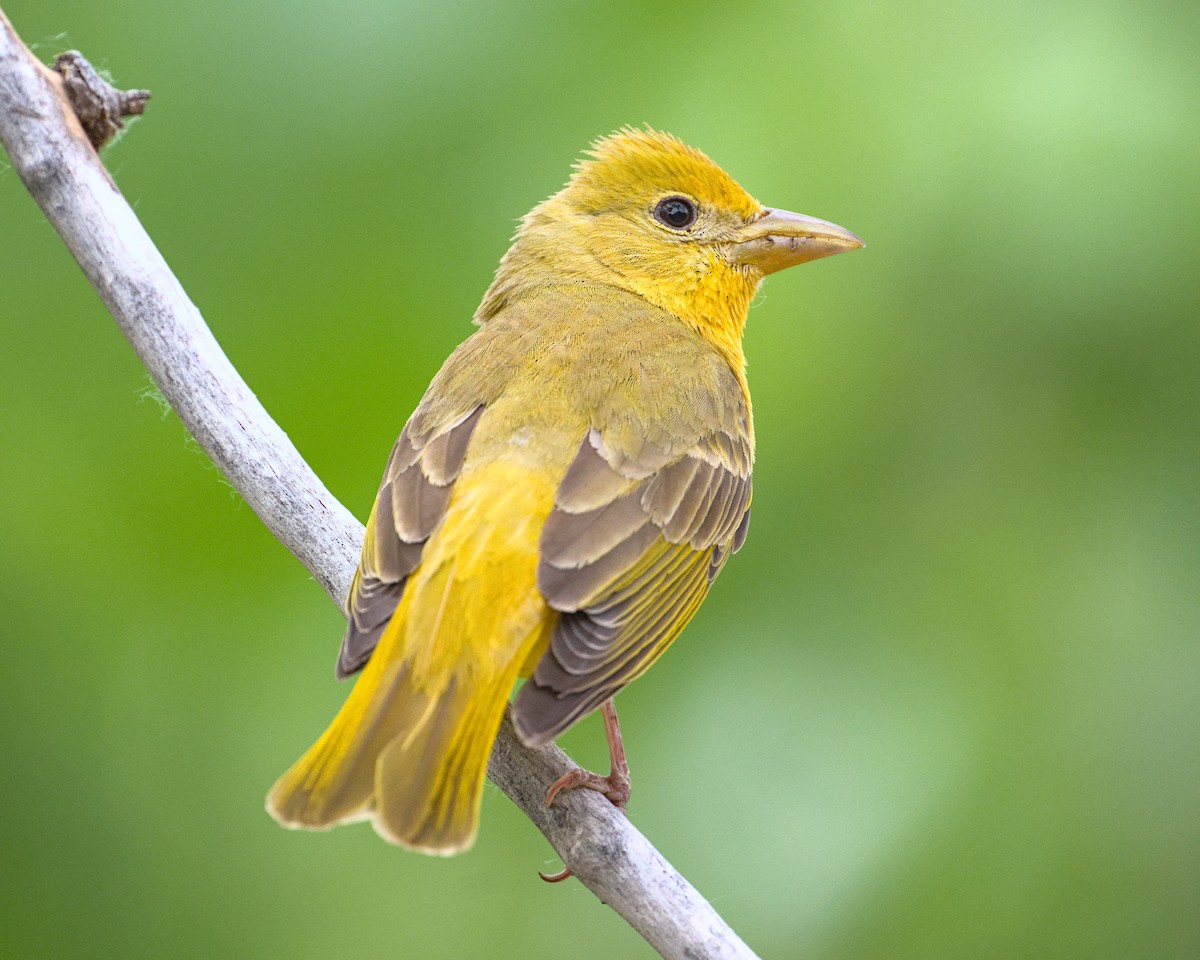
<box><xmin>728</xmin><ymin>207</ymin><xmax>864</xmax><ymax>274</ymax></box>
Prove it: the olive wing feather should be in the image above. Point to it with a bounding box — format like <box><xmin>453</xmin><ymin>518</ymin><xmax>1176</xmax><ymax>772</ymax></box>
<box><xmin>513</xmin><ymin>424</ymin><xmax>752</xmax><ymax>745</ymax></box>
<box><xmin>337</xmin><ymin>405</ymin><xmax>484</xmax><ymax>678</ymax></box>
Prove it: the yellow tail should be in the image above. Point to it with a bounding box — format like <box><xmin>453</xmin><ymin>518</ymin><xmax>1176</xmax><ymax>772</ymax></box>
<box><xmin>266</xmin><ymin>639</ymin><xmax>533</xmax><ymax>854</ymax></box>
<box><xmin>267</xmin><ymin>461</ymin><xmax>553</xmax><ymax>854</ymax></box>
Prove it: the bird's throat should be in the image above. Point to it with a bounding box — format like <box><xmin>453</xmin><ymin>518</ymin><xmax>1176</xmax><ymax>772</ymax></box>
<box><xmin>622</xmin><ymin>260</ymin><xmax>759</xmax><ymax>390</ymax></box>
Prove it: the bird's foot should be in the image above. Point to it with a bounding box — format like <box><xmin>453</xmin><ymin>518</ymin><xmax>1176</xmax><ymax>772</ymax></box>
<box><xmin>539</xmin><ymin>700</ymin><xmax>631</xmax><ymax>884</ymax></box>
<box><xmin>545</xmin><ymin>763</ymin><xmax>632</xmax><ymax>811</ymax></box>
<box><xmin>539</xmin><ymin>767</ymin><xmax>630</xmax><ymax>883</ymax></box>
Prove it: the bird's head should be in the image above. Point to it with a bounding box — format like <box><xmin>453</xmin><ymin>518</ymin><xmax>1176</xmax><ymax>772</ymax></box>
<box><xmin>477</xmin><ymin>128</ymin><xmax>862</xmax><ymax>364</ymax></box>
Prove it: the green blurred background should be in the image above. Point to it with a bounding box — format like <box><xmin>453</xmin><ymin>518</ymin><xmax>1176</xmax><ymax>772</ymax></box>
<box><xmin>2</xmin><ymin>1</ymin><xmax>1197</xmax><ymax>957</ymax></box>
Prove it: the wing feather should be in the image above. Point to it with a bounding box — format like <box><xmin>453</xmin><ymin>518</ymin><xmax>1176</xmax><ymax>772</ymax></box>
<box><xmin>337</xmin><ymin>405</ymin><xmax>484</xmax><ymax>679</ymax></box>
<box><xmin>513</xmin><ymin>409</ymin><xmax>752</xmax><ymax>745</ymax></box>
<box><xmin>553</xmin><ymin>432</ymin><xmax>638</xmax><ymax>513</ymax></box>
<box><xmin>537</xmin><ymin>522</ymin><xmax>660</xmax><ymax>613</ymax></box>
<box><xmin>540</xmin><ymin>490</ymin><xmax>652</xmax><ymax>569</ymax></box>
<box><xmin>640</xmin><ymin>455</ymin><xmax>702</xmax><ymax>525</ymax></box>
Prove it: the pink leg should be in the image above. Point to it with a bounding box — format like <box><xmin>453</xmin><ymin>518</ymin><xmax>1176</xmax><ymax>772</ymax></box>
<box><xmin>540</xmin><ymin>700</ymin><xmax>632</xmax><ymax>883</ymax></box>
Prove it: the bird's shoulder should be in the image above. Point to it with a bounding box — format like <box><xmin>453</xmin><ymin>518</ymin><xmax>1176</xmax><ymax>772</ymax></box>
<box><xmin>408</xmin><ymin>285</ymin><xmax>752</xmax><ymax>473</ymax></box>
<box><xmin>339</xmin><ymin>287</ymin><xmax>753</xmax><ymax>678</ymax></box>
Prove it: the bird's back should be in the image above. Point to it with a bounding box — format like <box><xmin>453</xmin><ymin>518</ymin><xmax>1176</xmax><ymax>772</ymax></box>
<box><xmin>268</xmin><ymin>283</ymin><xmax>753</xmax><ymax>852</ymax></box>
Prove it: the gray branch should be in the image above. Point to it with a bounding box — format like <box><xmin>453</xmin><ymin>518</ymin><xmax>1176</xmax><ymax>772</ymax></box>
<box><xmin>0</xmin><ymin>10</ymin><xmax>760</xmax><ymax>960</ymax></box>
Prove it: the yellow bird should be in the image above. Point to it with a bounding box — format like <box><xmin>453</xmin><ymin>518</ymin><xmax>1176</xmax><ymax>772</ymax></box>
<box><xmin>267</xmin><ymin>128</ymin><xmax>862</xmax><ymax>859</ymax></box>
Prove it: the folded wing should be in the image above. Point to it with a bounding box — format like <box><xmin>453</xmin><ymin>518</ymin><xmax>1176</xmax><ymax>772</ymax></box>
<box><xmin>513</xmin><ymin>422</ymin><xmax>752</xmax><ymax>745</ymax></box>
<box><xmin>337</xmin><ymin>404</ymin><xmax>484</xmax><ymax>678</ymax></box>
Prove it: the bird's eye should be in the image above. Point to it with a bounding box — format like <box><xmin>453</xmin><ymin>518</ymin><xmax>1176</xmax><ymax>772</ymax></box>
<box><xmin>653</xmin><ymin>196</ymin><xmax>697</xmax><ymax>230</ymax></box>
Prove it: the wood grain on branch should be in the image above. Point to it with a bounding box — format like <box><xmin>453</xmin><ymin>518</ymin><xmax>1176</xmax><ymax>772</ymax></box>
<box><xmin>0</xmin><ymin>10</ymin><xmax>761</xmax><ymax>959</ymax></box>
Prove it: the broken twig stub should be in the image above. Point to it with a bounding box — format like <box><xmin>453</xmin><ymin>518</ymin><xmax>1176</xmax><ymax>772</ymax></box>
<box><xmin>53</xmin><ymin>50</ymin><xmax>150</xmax><ymax>149</ymax></box>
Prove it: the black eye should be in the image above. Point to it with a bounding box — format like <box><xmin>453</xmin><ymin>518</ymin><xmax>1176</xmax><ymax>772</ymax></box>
<box><xmin>653</xmin><ymin>196</ymin><xmax>697</xmax><ymax>230</ymax></box>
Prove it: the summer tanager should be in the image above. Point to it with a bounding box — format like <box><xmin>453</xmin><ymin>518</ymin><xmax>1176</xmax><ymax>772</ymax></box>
<box><xmin>267</xmin><ymin>128</ymin><xmax>862</xmax><ymax>857</ymax></box>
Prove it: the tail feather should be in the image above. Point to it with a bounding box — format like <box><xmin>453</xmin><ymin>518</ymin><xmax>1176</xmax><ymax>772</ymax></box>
<box><xmin>266</xmin><ymin>616</ymin><xmax>548</xmax><ymax>855</ymax></box>
<box><xmin>373</xmin><ymin>668</ymin><xmax>519</xmax><ymax>853</ymax></box>
<box><xmin>265</xmin><ymin>654</ymin><xmax>431</xmax><ymax>833</ymax></box>
<box><xmin>267</xmin><ymin>459</ymin><xmax>556</xmax><ymax>853</ymax></box>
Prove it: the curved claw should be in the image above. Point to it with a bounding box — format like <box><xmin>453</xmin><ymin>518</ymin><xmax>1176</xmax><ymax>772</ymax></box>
<box><xmin>539</xmin><ymin>865</ymin><xmax>574</xmax><ymax>883</ymax></box>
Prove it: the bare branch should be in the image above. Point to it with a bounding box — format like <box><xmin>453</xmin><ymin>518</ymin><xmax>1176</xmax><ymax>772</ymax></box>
<box><xmin>0</xmin><ymin>11</ymin><xmax>761</xmax><ymax>960</ymax></box>
<box><xmin>0</xmin><ymin>13</ymin><xmax>361</xmax><ymax>605</ymax></box>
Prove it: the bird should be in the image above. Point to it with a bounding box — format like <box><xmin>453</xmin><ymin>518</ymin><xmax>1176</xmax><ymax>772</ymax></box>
<box><xmin>266</xmin><ymin>127</ymin><xmax>863</xmax><ymax>864</ymax></box>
